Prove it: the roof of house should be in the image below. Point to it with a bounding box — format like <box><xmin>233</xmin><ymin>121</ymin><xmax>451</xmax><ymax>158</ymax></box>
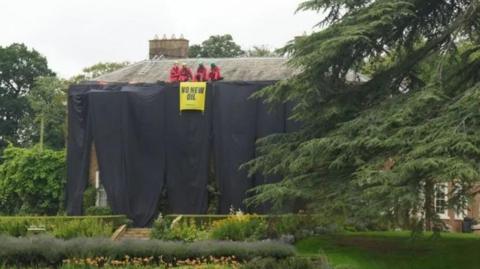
<box><xmin>93</xmin><ymin>57</ymin><xmax>296</xmax><ymax>83</ymax></box>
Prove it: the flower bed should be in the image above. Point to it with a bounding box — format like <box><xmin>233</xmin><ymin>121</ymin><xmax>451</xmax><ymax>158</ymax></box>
<box><xmin>0</xmin><ymin>235</ymin><xmax>295</xmax><ymax>267</ymax></box>
<box><xmin>153</xmin><ymin>213</ymin><xmax>323</xmax><ymax>242</ymax></box>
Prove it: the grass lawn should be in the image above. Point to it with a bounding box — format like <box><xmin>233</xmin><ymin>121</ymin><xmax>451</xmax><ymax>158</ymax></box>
<box><xmin>295</xmin><ymin>231</ymin><xmax>480</xmax><ymax>269</ymax></box>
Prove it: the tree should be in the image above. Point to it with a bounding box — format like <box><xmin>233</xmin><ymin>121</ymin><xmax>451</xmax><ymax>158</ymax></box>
<box><xmin>0</xmin><ymin>43</ymin><xmax>54</xmax><ymax>148</ymax></box>
<box><xmin>188</xmin><ymin>34</ymin><xmax>244</xmax><ymax>58</ymax></box>
<box><xmin>0</xmin><ymin>145</ymin><xmax>65</xmax><ymax>215</ymax></box>
<box><xmin>188</xmin><ymin>45</ymin><xmax>204</xmax><ymax>58</ymax></box>
<box><xmin>21</xmin><ymin>76</ymin><xmax>68</xmax><ymax>150</ymax></box>
<box><xmin>245</xmin><ymin>45</ymin><xmax>279</xmax><ymax>57</ymax></box>
<box><xmin>245</xmin><ymin>0</ymin><xmax>480</xmax><ymax>231</ymax></box>
<box><xmin>70</xmin><ymin>61</ymin><xmax>130</xmax><ymax>83</ymax></box>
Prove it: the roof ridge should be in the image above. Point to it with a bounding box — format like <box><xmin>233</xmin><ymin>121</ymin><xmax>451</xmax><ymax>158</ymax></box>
<box><xmin>94</xmin><ymin>57</ymin><xmax>294</xmax><ymax>83</ymax></box>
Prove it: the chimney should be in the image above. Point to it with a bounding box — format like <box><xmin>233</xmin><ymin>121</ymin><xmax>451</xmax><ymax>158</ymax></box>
<box><xmin>149</xmin><ymin>34</ymin><xmax>189</xmax><ymax>59</ymax></box>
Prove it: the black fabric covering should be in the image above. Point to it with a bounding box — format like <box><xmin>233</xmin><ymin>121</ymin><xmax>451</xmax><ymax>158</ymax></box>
<box><xmin>89</xmin><ymin>85</ymin><xmax>166</xmax><ymax>227</ymax></box>
<box><xmin>164</xmin><ymin>84</ymin><xmax>212</xmax><ymax>214</ymax></box>
<box><xmin>66</xmin><ymin>83</ymin><xmax>119</xmax><ymax>216</ymax></box>
<box><xmin>67</xmin><ymin>81</ymin><xmax>292</xmax><ymax>225</ymax></box>
<box><xmin>66</xmin><ymin>85</ymin><xmax>94</xmax><ymax>216</ymax></box>
<box><xmin>213</xmin><ymin>82</ymin><xmax>273</xmax><ymax>213</ymax></box>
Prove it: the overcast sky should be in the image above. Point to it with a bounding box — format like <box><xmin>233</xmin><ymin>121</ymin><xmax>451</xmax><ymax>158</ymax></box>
<box><xmin>0</xmin><ymin>0</ymin><xmax>321</xmax><ymax>78</ymax></box>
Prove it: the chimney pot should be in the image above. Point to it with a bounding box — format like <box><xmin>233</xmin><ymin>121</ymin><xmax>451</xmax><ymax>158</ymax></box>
<box><xmin>149</xmin><ymin>36</ymin><xmax>189</xmax><ymax>59</ymax></box>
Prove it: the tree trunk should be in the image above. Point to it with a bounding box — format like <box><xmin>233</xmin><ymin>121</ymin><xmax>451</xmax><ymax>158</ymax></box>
<box><xmin>424</xmin><ymin>179</ymin><xmax>434</xmax><ymax>231</ymax></box>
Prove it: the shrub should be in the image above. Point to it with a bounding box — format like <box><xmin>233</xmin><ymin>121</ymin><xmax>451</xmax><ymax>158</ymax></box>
<box><xmin>85</xmin><ymin>206</ymin><xmax>113</xmax><ymax>216</ymax></box>
<box><xmin>0</xmin><ymin>219</ymin><xmax>28</xmax><ymax>237</ymax></box>
<box><xmin>51</xmin><ymin>218</ymin><xmax>113</xmax><ymax>239</ymax></box>
<box><xmin>0</xmin><ymin>235</ymin><xmax>295</xmax><ymax>267</ymax></box>
<box><xmin>210</xmin><ymin>212</ymin><xmax>268</xmax><ymax>241</ymax></box>
<box><xmin>266</xmin><ymin>214</ymin><xmax>324</xmax><ymax>240</ymax></box>
<box><xmin>151</xmin><ymin>215</ymin><xmax>207</xmax><ymax>242</ymax></box>
<box><xmin>155</xmin><ymin>214</ymin><xmax>322</xmax><ymax>242</ymax></box>
<box><xmin>164</xmin><ymin>214</ymin><xmax>229</xmax><ymax>227</ymax></box>
<box><xmin>0</xmin><ymin>145</ymin><xmax>66</xmax><ymax>215</ymax></box>
<box><xmin>0</xmin><ymin>216</ymin><xmax>128</xmax><ymax>238</ymax></box>
<box><xmin>82</xmin><ymin>186</ymin><xmax>97</xmax><ymax>210</ymax></box>
<box><xmin>266</xmin><ymin>214</ymin><xmax>302</xmax><ymax>237</ymax></box>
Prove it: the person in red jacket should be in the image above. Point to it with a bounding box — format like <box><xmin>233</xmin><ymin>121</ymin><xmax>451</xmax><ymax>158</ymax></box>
<box><xmin>209</xmin><ymin>63</ymin><xmax>222</xmax><ymax>81</ymax></box>
<box><xmin>178</xmin><ymin>63</ymin><xmax>193</xmax><ymax>82</ymax></box>
<box><xmin>195</xmin><ymin>63</ymin><xmax>209</xmax><ymax>82</ymax></box>
<box><xmin>169</xmin><ymin>62</ymin><xmax>180</xmax><ymax>82</ymax></box>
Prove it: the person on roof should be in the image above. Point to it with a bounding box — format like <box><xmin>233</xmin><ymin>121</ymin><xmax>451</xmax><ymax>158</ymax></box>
<box><xmin>194</xmin><ymin>63</ymin><xmax>209</xmax><ymax>82</ymax></box>
<box><xmin>169</xmin><ymin>61</ymin><xmax>180</xmax><ymax>82</ymax></box>
<box><xmin>209</xmin><ymin>63</ymin><xmax>222</xmax><ymax>81</ymax></box>
<box><xmin>179</xmin><ymin>63</ymin><xmax>193</xmax><ymax>82</ymax></box>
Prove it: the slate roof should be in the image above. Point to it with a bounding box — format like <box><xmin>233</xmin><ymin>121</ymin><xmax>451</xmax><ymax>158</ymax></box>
<box><xmin>94</xmin><ymin>57</ymin><xmax>295</xmax><ymax>83</ymax></box>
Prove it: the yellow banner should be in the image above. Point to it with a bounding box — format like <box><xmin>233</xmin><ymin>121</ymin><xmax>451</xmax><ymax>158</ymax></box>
<box><xmin>179</xmin><ymin>82</ymin><xmax>207</xmax><ymax>112</ymax></box>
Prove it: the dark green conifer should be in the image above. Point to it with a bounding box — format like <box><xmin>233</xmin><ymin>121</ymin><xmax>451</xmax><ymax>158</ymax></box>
<box><xmin>246</xmin><ymin>0</ymin><xmax>480</xmax><ymax>231</ymax></box>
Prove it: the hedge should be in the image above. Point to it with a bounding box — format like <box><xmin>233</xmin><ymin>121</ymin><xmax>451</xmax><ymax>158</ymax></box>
<box><xmin>159</xmin><ymin>214</ymin><xmax>321</xmax><ymax>240</ymax></box>
<box><xmin>163</xmin><ymin>214</ymin><xmax>316</xmax><ymax>226</ymax></box>
<box><xmin>0</xmin><ymin>235</ymin><xmax>295</xmax><ymax>267</ymax></box>
<box><xmin>0</xmin><ymin>215</ymin><xmax>129</xmax><ymax>238</ymax></box>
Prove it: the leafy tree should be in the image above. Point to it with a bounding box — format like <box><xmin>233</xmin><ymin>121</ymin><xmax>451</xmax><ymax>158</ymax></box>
<box><xmin>0</xmin><ymin>145</ymin><xmax>66</xmax><ymax>215</ymax></box>
<box><xmin>70</xmin><ymin>61</ymin><xmax>130</xmax><ymax>83</ymax></box>
<box><xmin>245</xmin><ymin>45</ymin><xmax>279</xmax><ymax>57</ymax></box>
<box><xmin>188</xmin><ymin>45</ymin><xmax>204</xmax><ymax>58</ymax></box>
<box><xmin>245</xmin><ymin>0</ymin><xmax>480</xmax><ymax>231</ymax></box>
<box><xmin>20</xmin><ymin>77</ymin><xmax>68</xmax><ymax>150</ymax></box>
<box><xmin>188</xmin><ymin>35</ymin><xmax>244</xmax><ymax>58</ymax></box>
<box><xmin>0</xmin><ymin>43</ymin><xmax>54</xmax><ymax>148</ymax></box>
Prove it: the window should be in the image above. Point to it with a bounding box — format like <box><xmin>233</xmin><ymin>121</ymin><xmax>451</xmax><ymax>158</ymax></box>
<box><xmin>452</xmin><ymin>182</ymin><xmax>467</xmax><ymax>220</ymax></box>
<box><xmin>435</xmin><ymin>184</ymin><xmax>448</xmax><ymax>219</ymax></box>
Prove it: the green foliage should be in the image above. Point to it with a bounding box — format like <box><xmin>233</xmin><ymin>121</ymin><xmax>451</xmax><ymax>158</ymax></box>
<box><xmin>156</xmin><ymin>214</ymin><xmax>325</xmax><ymax>242</ymax></box>
<box><xmin>85</xmin><ymin>206</ymin><xmax>113</xmax><ymax>216</ymax></box>
<box><xmin>0</xmin><ymin>145</ymin><xmax>65</xmax><ymax>215</ymax></box>
<box><xmin>151</xmin><ymin>215</ymin><xmax>207</xmax><ymax>242</ymax></box>
<box><xmin>51</xmin><ymin>218</ymin><xmax>113</xmax><ymax>239</ymax></box>
<box><xmin>188</xmin><ymin>44</ymin><xmax>204</xmax><ymax>58</ymax></box>
<box><xmin>70</xmin><ymin>61</ymin><xmax>130</xmax><ymax>83</ymax></box>
<box><xmin>0</xmin><ymin>43</ymin><xmax>54</xmax><ymax>148</ymax></box>
<box><xmin>164</xmin><ymin>214</ymin><xmax>229</xmax><ymax>227</ymax></box>
<box><xmin>245</xmin><ymin>45</ymin><xmax>279</xmax><ymax>57</ymax></box>
<box><xmin>0</xmin><ymin>215</ymin><xmax>128</xmax><ymax>238</ymax></box>
<box><xmin>21</xmin><ymin>76</ymin><xmax>68</xmax><ymax>150</ymax></box>
<box><xmin>82</xmin><ymin>186</ymin><xmax>97</xmax><ymax>211</ymax></box>
<box><xmin>188</xmin><ymin>34</ymin><xmax>244</xmax><ymax>58</ymax></box>
<box><xmin>210</xmin><ymin>213</ymin><xmax>268</xmax><ymax>241</ymax></box>
<box><xmin>265</xmin><ymin>214</ymin><xmax>325</xmax><ymax>239</ymax></box>
<box><xmin>245</xmin><ymin>0</ymin><xmax>480</xmax><ymax>231</ymax></box>
<box><xmin>0</xmin><ymin>235</ymin><xmax>294</xmax><ymax>267</ymax></box>
<box><xmin>0</xmin><ymin>219</ymin><xmax>28</xmax><ymax>237</ymax></box>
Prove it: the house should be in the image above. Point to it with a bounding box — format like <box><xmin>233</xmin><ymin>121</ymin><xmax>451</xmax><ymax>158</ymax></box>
<box><xmin>68</xmin><ymin>36</ymin><xmax>304</xmax><ymax>226</ymax></box>
<box><xmin>77</xmin><ymin>36</ymin><xmax>477</xmax><ymax>231</ymax></box>
<box><xmin>436</xmin><ymin>184</ymin><xmax>480</xmax><ymax>232</ymax></box>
